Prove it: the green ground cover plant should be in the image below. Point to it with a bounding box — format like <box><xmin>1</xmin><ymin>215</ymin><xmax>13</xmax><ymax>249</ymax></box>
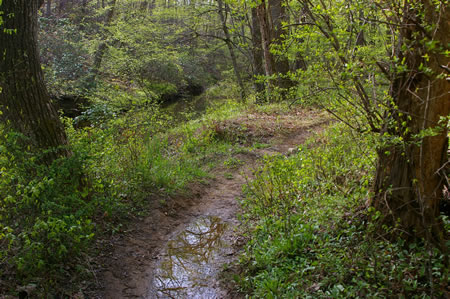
<box><xmin>237</xmin><ymin>123</ymin><xmax>449</xmax><ymax>298</ymax></box>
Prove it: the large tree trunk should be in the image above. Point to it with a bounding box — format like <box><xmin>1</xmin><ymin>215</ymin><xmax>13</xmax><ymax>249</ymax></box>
<box><xmin>269</xmin><ymin>0</ymin><xmax>293</xmax><ymax>99</ymax></box>
<box><xmin>256</xmin><ymin>1</ymin><xmax>275</xmax><ymax>80</ymax></box>
<box><xmin>256</xmin><ymin>0</ymin><xmax>293</xmax><ymax>101</ymax></box>
<box><xmin>372</xmin><ymin>1</ymin><xmax>450</xmax><ymax>245</ymax></box>
<box><xmin>0</xmin><ymin>0</ymin><xmax>69</xmax><ymax>163</ymax></box>
<box><xmin>269</xmin><ymin>0</ymin><xmax>290</xmax><ymax>76</ymax></box>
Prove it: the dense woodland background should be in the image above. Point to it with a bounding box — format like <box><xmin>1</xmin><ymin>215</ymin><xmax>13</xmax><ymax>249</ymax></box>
<box><xmin>0</xmin><ymin>0</ymin><xmax>449</xmax><ymax>297</ymax></box>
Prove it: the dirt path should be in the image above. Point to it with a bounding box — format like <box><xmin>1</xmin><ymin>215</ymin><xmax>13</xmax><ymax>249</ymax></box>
<box><xmin>91</xmin><ymin>109</ymin><xmax>328</xmax><ymax>299</ymax></box>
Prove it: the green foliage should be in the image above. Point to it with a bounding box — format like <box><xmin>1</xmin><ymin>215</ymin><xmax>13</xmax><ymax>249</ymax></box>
<box><xmin>0</xmin><ymin>93</ymin><xmax>250</xmax><ymax>294</ymax></box>
<box><xmin>135</xmin><ymin>135</ymin><xmax>208</xmax><ymax>193</ymax></box>
<box><xmin>0</xmin><ymin>131</ymin><xmax>97</xmax><ymax>287</ymax></box>
<box><xmin>39</xmin><ymin>16</ymin><xmax>91</xmax><ymax>95</ymax></box>
<box><xmin>37</xmin><ymin>0</ymin><xmax>234</xmax><ymax>107</ymax></box>
<box><xmin>223</xmin><ymin>157</ymin><xmax>243</xmax><ymax>169</ymax></box>
<box><xmin>268</xmin><ymin>0</ymin><xmax>389</xmax><ymax>127</ymax></box>
<box><xmin>92</xmin><ymin>0</ymin><xmax>228</xmax><ymax>101</ymax></box>
<box><xmin>237</xmin><ymin>124</ymin><xmax>448</xmax><ymax>297</ymax></box>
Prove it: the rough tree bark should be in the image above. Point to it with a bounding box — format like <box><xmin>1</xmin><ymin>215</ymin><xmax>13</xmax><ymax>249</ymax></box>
<box><xmin>256</xmin><ymin>0</ymin><xmax>293</xmax><ymax>100</ymax></box>
<box><xmin>256</xmin><ymin>1</ymin><xmax>275</xmax><ymax>79</ymax></box>
<box><xmin>372</xmin><ymin>0</ymin><xmax>450</xmax><ymax>245</ymax></box>
<box><xmin>269</xmin><ymin>0</ymin><xmax>291</xmax><ymax>82</ymax></box>
<box><xmin>0</xmin><ymin>0</ymin><xmax>69</xmax><ymax>163</ymax></box>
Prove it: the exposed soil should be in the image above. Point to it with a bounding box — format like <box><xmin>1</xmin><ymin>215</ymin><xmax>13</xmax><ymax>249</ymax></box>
<box><xmin>90</xmin><ymin>108</ymin><xmax>329</xmax><ymax>299</ymax></box>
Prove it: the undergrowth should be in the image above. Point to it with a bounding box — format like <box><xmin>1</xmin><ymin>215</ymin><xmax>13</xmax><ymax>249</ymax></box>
<box><xmin>0</xmin><ymin>96</ymin><xmax>247</xmax><ymax>296</ymax></box>
<box><xmin>237</xmin><ymin>123</ymin><xmax>449</xmax><ymax>298</ymax></box>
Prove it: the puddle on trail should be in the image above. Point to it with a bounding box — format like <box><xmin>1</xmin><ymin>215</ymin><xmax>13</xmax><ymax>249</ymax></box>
<box><xmin>149</xmin><ymin>216</ymin><xmax>230</xmax><ymax>298</ymax></box>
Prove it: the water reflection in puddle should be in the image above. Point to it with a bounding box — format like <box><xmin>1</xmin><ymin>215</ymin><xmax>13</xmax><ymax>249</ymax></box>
<box><xmin>151</xmin><ymin>216</ymin><xmax>228</xmax><ymax>298</ymax></box>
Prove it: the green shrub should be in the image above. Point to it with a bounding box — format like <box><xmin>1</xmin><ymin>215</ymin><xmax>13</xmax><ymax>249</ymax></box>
<box><xmin>0</xmin><ymin>131</ymin><xmax>97</xmax><ymax>288</ymax></box>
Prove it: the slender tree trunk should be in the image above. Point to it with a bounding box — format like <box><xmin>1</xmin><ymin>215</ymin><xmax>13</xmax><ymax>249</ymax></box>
<box><xmin>45</xmin><ymin>0</ymin><xmax>52</xmax><ymax>17</ymax></box>
<box><xmin>293</xmin><ymin>52</ymin><xmax>307</xmax><ymax>71</ymax></box>
<box><xmin>217</xmin><ymin>0</ymin><xmax>246</xmax><ymax>100</ymax></box>
<box><xmin>58</xmin><ymin>0</ymin><xmax>68</xmax><ymax>14</ymax></box>
<box><xmin>76</xmin><ymin>0</ymin><xmax>89</xmax><ymax>30</ymax></box>
<box><xmin>292</xmin><ymin>7</ymin><xmax>307</xmax><ymax>72</ymax></box>
<box><xmin>256</xmin><ymin>0</ymin><xmax>294</xmax><ymax>101</ymax></box>
<box><xmin>372</xmin><ymin>1</ymin><xmax>450</xmax><ymax>245</ymax></box>
<box><xmin>149</xmin><ymin>0</ymin><xmax>156</xmax><ymax>12</ymax></box>
<box><xmin>355</xmin><ymin>11</ymin><xmax>366</xmax><ymax>47</ymax></box>
<box><xmin>91</xmin><ymin>0</ymin><xmax>117</xmax><ymax>79</ymax></box>
<box><xmin>0</xmin><ymin>0</ymin><xmax>69</xmax><ymax>163</ymax></box>
<box><xmin>251</xmin><ymin>7</ymin><xmax>266</xmax><ymax>102</ymax></box>
<box><xmin>81</xmin><ymin>0</ymin><xmax>88</xmax><ymax>13</ymax></box>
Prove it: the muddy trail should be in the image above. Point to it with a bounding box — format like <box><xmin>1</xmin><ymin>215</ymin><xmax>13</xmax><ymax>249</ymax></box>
<box><xmin>91</xmin><ymin>109</ymin><xmax>328</xmax><ymax>299</ymax></box>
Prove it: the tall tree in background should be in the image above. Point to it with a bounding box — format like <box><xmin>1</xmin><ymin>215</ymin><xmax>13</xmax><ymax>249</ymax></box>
<box><xmin>256</xmin><ymin>0</ymin><xmax>293</xmax><ymax>100</ymax></box>
<box><xmin>217</xmin><ymin>0</ymin><xmax>246</xmax><ymax>100</ymax></box>
<box><xmin>256</xmin><ymin>0</ymin><xmax>275</xmax><ymax>79</ymax></box>
<box><xmin>45</xmin><ymin>0</ymin><xmax>52</xmax><ymax>17</ymax></box>
<box><xmin>91</xmin><ymin>0</ymin><xmax>117</xmax><ymax>78</ymax></box>
<box><xmin>372</xmin><ymin>0</ymin><xmax>449</xmax><ymax>244</ymax></box>
<box><xmin>0</xmin><ymin>0</ymin><xmax>69</xmax><ymax>162</ymax></box>
<box><xmin>250</xmin><ymin>7</ymin><xmax>265</xmax><ymax>101</ymax></box>
<box><xmin>269</xmin><ymin>0</ymin><xmax>292</xmax><ymax>91</ymax></box>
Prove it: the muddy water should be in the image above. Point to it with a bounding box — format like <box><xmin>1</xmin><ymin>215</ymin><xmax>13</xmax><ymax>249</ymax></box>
<box><xmin>145</xmin><ymin>95</ymin><xmax>239</xmax><ymax>299</ymax></box>
<box><xmin>148</xmin><ymin>216</ymin><xmax>232</xmax><ymax>298</ymax></box>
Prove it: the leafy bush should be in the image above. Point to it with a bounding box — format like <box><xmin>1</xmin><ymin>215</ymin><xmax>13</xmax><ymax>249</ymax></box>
<box><xmin>0</xmin><ymin>131</ymin><xmax>97</xmax><ymax>288</ymax></box>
